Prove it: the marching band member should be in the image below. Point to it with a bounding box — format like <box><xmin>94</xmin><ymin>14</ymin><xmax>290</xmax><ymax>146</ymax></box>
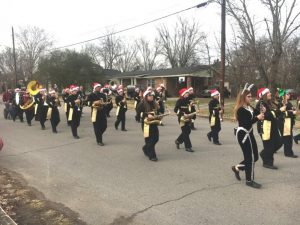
<box><xmin>103</xmin><ymin>84</ymin><xmax>113</xmax><ymax>117</ymax></box>
<box><xmin>114</xmin><ymin>88</ymin><xmax>127</xmax><ymax>131</ymax></box>
<box><xmin>46</xmin><ymin>89</ymin><xmax>61</xmax><ymax>133</ymax></box>
<box><xmin>67</xmin><ymin>85</ymin><xmax>82</xmax><ymax>139</ymax></box>
<box><xmin>88</xmin><ymin>83</ymin><xmax>108</xmax><ymax>146</ymax></box>
<box><xmin>232</xmin><ymin>84</ymin><xmax>264</xmax><ymax>189</ymax></box>
<box><xmin>187</xmin><ymin>87</ymin><xmax>197</xmax><ymax>130</ymax></box>
<box><xmin>62</xmin><ymin>88</ymin><xmax>71</xmax><ymax>126</ymax></box>
<box><xmin>34</xmin><ymin>88</ymin><xmax>48</xmax><ymax>130</ymax></box>
<box><xmin>137</xmin><ymin>90</ymin><xmax>159</xmax><ymax>161</ymax></box>
<box><xmin>207</xmin><ymin>89</ymin><xmax>222</xmax><ymax>145</ymax></box>
<box><xmin>174</xmin><ymin>88</ymin><xmax>194</xmax><ymax>152</ymax></box>
<box><xmin>133</xmin><ymin>87</ymin><xmax>142</xmax><ymax>122</ymax></box>
<box><xmin>155</xmin><ymin>86</ymin><xmax>164</xmax><ymax>114</ymax></box>
<box><xmin>12</xmin><ymin>88</ymin><xmax>24</xmax><ymax>123</ymax></box>
<box><xmin>256</xmin><ymin>88</ymin><xmax>282</xmax><ymax>169</ymax></box>
<box><xmin>277</xmin><ymin>89</ymin><xmax>298</xmax><ymax>158</ymax></box>
<box><xmin>23</xmin><ymin>90</ymin><xmax>35</xmax><ymax>126</ymax></box>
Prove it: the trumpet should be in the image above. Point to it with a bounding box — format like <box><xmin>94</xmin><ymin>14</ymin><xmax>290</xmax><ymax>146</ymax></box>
<box><xmin>144</xmin><ymin>112</ymin><xmax>170</xmax><ymax>125</ymax></box>
<box><xmin>92</xmin><ymin>98</ymin><xmax>112</xmax><ymax>110</ymax></box>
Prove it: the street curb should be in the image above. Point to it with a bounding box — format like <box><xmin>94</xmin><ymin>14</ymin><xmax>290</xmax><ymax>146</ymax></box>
<box><xmin>0</xmin><ymin>206</ymin><xmax>17</xmax><ymax>225</ymax></box>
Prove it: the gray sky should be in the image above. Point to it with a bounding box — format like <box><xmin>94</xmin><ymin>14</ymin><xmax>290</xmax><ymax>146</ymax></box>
<box><xmin>0</xmin><ymin>0</ymin><xmax>221</xmax><ymax>51</ymax></box>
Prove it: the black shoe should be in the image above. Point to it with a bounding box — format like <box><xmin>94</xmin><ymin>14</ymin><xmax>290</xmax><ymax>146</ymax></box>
<box><xmin>191</xmin><ymin>127</ymin><xmax>196</xmax><ymax>130</ymax></box>
<box><xmin>27</xmin><ymin>123</ymin><xmax>31</xmax><ymax>126</ymax></box>
<box><xmin>246</xmin><ymin>180</ymin><xmax>262</xmax><ymax>189</ymax></box>
<box><xmin>185</xmin><ymin>148</ymin><xmax>194</xmax><ymax>152</ymax></box>
<box><xmin>53</xmin><ymin>130</ymin><xmax>58</xmax><ymax>133</ymax></box>
<box><xmin>121</xmin><ymin>129</ymin><xmax>127</xmax><ymax>131</ymax></box>
<box><xmin>213</xmin><ymin>142</ymin><xmax>222</xmax><ymax>145</ymax></box>
<box><xmin>231</xmin><ymin>166</ymin><xmax>241</xmax><ymax>181</ymax></box>
<box><xmin>263</xmin><ymin>164</ymin><xmax>278</xmax><ymax>169</ymax></box>
<box><xmin>97</xmin><ymin>142</ymin><xmax>104</xmax><ymax>146</ymax></box>
<box><xmin>115</xmin><ymin>124</ymin><xmax>118</xmax><ymax>130</ymax></box>
<box><xmin>285</xmin><ymin>154</ymin><xmax>298</xmax><ymax>158</ymax></box>
<box><xmin>175</xmin><ymin>140</ymin><xmax>180</xmax><ymax>149</ymax></box>
<box><xmin>207</xmin><ymin>133</ymin><xmax>211</xmax><ymax>142</ymax></box>
<box><xmin>42</xmin><ymin>126</ymin><xmax>46</xmax><ymax>130</ymax></box>
<box><xmin>294</xmin><ymin>137</ymin><xmax>298</xmax><ymax>144</ymax></box>
<box><xmin>74</xmin><ymin>136</ymin><xmax>80</xmax><ymax>139</ymax></box>
<box><xmin>149</xmin><ymin>157</ymin><xmax>158</xmax><ymax>161</ymax></box>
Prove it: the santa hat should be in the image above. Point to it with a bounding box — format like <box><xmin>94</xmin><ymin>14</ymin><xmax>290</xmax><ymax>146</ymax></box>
<box><xmin>49</xmin><ymin>89</ymin><xmax>56</xmax><ymax>94</ymax></box>
<box><xmin>179</xmin><ymin>88</ymin><xmax>189</xmax><ymax>97</ymax></box>
<box><xmin>135</xmin><ymin>87</ymin><xmax>140</xmax><ymax>92</ymax></box>
<box><xmin>117</xmin><ymin>89</ymin><xmax>124</xmax><ymax>94</ymax></box>
<box><xmin>117</xmin><ymin>85</ymin><xmax>123</xmax><ymax>90</ymax></box>
<box><xmin>156</xmin><ymin>86</ymin><xmax>162</xmax><ymax>92</ymax></box>
<box><xmin>14</xmin><ymin>88</ymin><xmax>21</xmax><ymax>92</ymax></box>
<box><xmin>257</xmin><ymin>88</ymin><xmax>270</xmax><ymax>99</ymax></box>
<box><xmin>146</xmin><ymin>86</ymin><xmax>152</xmax><ymax>92</ymax></box>
<box><xmin>160</xmin><ymin>83</ymin><xmax>165</xmax><ymax>89</ymax></box>
<box><xmin>39</xmin><ymin>88</ymin><xmax>47</xmax><ymax>92</ymax></box>
<box><xmin>188</xmin><ymin>87</ymin><xmax>194</xmax><ymax>92</ymax></box>
<box><xmin>92</xmin><ymin>82</ymin><xmax>101</xmax><ymax>91</ymax></box>
<box><xmin>104</xmin><ymin>84</ymin><xmax>110</xmax><ymax>89</ymax></box>
<box><xmin>143</xmin><ymin>90</ymin><xmax>154</xmax><ymax>98</ymax></box>
<box><xmin>69</xmin><ymin>85</ymin><xmax>79</xmax><ymax>92</ymax></box>
<box><xmin>210</xmin><ymin>89</ymin><xmax>220</xmax><ymax>97</ymax></box>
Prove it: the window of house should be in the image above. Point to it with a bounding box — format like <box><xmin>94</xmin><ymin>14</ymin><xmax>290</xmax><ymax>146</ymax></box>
<box><xmin>147</xmin><ymin>79</ymin><xmax>155</xmax><ymax>88</ymax></box>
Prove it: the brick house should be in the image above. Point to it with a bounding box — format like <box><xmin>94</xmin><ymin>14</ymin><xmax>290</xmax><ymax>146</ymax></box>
<box><xmin>107</xmin><ymin>65</ymin><xmax>216</xmax><ymax>97</ymax></box>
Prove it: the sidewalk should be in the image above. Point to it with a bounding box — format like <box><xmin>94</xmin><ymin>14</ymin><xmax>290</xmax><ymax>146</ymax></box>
<box><xmin>0</xmin><ymin>206</ymin><xmax>17</xmax><ymax>225</ymax></box>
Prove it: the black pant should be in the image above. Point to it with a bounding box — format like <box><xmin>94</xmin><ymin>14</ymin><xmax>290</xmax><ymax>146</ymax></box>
<box><xmin>208</xmin><ymin>124</ymin><xmax>221</xmax><ymax>143</ymax></box>
<box><xmin>260</xmin><ymin>131</ymin><xmax>282</xmax><ymax>166</ymax></box>
<box><xmin>25</xmin><ymin>109</ymin><xmax>34</xmax><ymax>125</ymax></box>
<box><xmin>70</xmin><ymin>111</ymin><xmax>81</xmax><ymax>137</ymax></box>
<box><xmin>294</xmin><ymin>133</ymin><xmax>300</xmax><ymax>142</ymax></box>
<box><xmin>50</xmin><ymin>108</ymin><xmax>60</xmax><ymax>132</ymax></box>
<box><xmin>236</xmin><ymin>131</ymin><xmax>258</xmax><ymax>181</ymax></box>
<box><xmin>143</xmin><ymin>125</ymin><xmax>159</xmax><ymax>159</ymax></box>
<box><xmin>93</xmin><ymin>118</ymin><xmax>107</xmax><ymax>143</ymax></box>
<box><xmin>177</xmin><ymin>124</ymin><xmax>192</xmax><ymax>148</ymax></box>
<box><xmin>115</xmin><ymin>111</ymin><xmax>126</xmax><ymax>130</ymax></box>
<box><xmin>39</xmin><ymin>106</ymin><xmax>48</xmax><ymax>128</ymax></box>
<box><xmin>12</xmin><ymin>105</ymin><xmax>23</xmax><ymax>122</ymax></box>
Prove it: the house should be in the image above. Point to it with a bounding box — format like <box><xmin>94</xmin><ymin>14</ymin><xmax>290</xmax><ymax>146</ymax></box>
<box><xmin>107</xmin><ymin>65</ymin><xmax>218</xmax><ymax>97</ymax></box>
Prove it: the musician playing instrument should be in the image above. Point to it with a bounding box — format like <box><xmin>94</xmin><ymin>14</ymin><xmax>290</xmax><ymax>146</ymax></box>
<box><xmin>34</xmin><ymin>88</ymin><xmax>48</xmax><ymax>130</ymax></box>
<box><xmin>12</xmin><ymin>88</ymin><xmax>24</xmax><ymax>123</ymax></box>
<box><xmin>174</xmin><ymin>88</ymin><xmax>194</xmax><ymax>152</ymax></box>
<box><xmin>255</xmin><ymin>88</ymin><xmax>282</xmax><ymax>169</ymax></box>
<box><xmin>277</xmin><ymin>89</ymin><xmax>298</xmax><ymax>158</ymax></box>
<box><xmin>103</xmin><ymin>84</ymin><xmax>113</xmax><ymax>118</ymax></box>
<box><xmin>137</xmin><ymin>90</ymin><xmax>160</xmax><ymax>161</ymax></box>
<box><xmin>187</xmin><ymin>87</ymin><xmax>197</xmax><ymax>130</ymax></box>
<box><xmin>232</xmin><ymin>83</ymin><xmax>264</xmax><ymax>189</ymax></box>
<box><xmin>88</xmin><ymin>83</ymin><xmax>108</xmax><ymax>146</ymax></box>
<box><xmin>22</xmin><ymin>90</ymin><xmax>35</xmax><ymax>126</ymax></box>
<box><xmin>114</xmin><ymin>88</ymin><xmax>127</xmax><ymax>131</ymax></box>
<box><xmin>67</xmin><ymin>85</ymin><xmax>82</xmax><ymax>139</ymax></box>
<box><xmin>207</xmin><ymin>89</ymin><xmax>222</xmax><ymax>145</ymax></box>
<box><xmin>46</xmin><ymin>89</ymin><xmax>61</xmax><ymax>133</ymax></box>
<box><xmin>62</xmin><ymin>88</ymin><xmax>71</xmax><ymax>126</ymax></box>
<box><xmin>133</xmin><ymin>87</ymin><xmax>142</xmax><ymax>122</ymax></box>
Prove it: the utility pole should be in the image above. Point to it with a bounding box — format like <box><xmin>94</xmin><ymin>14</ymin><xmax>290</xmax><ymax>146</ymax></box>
<box><xmin>220</xmin><ymin>0</ymin><xmax>226</xmax><ymax>112</ymax></box>
<box><xmin>12</xmin><ymin>27</ymin><xmax>18</xmax><ymax>88</ymax></box>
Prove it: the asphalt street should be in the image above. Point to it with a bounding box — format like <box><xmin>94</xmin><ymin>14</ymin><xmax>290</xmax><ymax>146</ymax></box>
<box><xmin>0</xmin><ymin>105</ymin><xmax>300</xmax><ymax>225</ymax></box>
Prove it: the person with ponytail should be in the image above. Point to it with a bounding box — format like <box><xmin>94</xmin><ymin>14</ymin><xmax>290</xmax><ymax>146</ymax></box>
<box><xmin>232</xmin><ymin>84</ymin><xmax>264</xmax><ymax>188</ymax></box>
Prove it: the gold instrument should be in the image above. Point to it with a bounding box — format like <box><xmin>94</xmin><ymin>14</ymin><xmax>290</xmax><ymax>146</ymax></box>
<box><xmin>20</xmin><ymin>80</ymin><xmax>41</xmax><ymax>110</ymax></box>
<box><xmin>92</xmin><ymin>98</ymin><xmax>112</xmax><ymax>110</ymax></box>
<box><xmin>180</xmin><ymin>112</ymin><xmax>197</xmax><ymax>123</ymax></box>
<box><xmin>144</xmin><ymin>112</ymin><xmax>170</xmax><ymax>125</ymax></box>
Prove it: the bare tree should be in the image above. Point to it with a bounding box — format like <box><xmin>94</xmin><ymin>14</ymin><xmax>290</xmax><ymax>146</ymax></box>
<box><xmin>16</xmin><ymin>26</ymin><xmax>53</xmax><ymax>80</ymax></box>
<box><xmin>82</xmin><ymin>44</ymin><xmax>102</xmax><ymax>67</ymax></box>
<box><xmin>157</xmin><ymin>17</ymin><xmax>206</xmax><ymax>68</ymax></box>
<box><xmin>115</xmin><ymin>40</ymin><xmax>138</xmax><ymax>72</ymax></box>
<box><xmin>135</xmin><ymin>37</ymin><xmax>160</xmax><ymax>71</ymax></box>
<box><xmin>98</xmin><ymin>32</ymin><xmax>122</xmax><ymax>70</ymax></box>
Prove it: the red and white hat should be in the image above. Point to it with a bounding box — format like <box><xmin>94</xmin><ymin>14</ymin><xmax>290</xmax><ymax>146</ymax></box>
<box><xmin>14</xmin><ymin>88</ymin><xmax>21</xmax><ymax>92</ymax></box>
<box><xmin>257</xmin><ymin>88</ymin><xmax>270</xmax><ymax>99</ymax></box>
<box><xmin>70</xmin><ymin>85</ymin><xmax>79</xmax><ymax>92</ymax></box>
<box><xmin>188</xmin><ymin>87</ymin><xmax>194</xmax><ymax>92</ymax></box>
<box><xmin>160</xmin><ymin>83</ymin><xmax>165</xmax><ymax>88</ymax></box>
<box><xmin>117</xmin><ymin>88</ymin><xmax>124</xmax><ymax>94</ymax></box>
<box><xmin>210</xmin><ymin>89</ymin><xmax>220</xmax><ymax>97</ymax></box>
<box><xmin>39</xmin><ymin>88</ymin><xmax>47</xmax><ymax>92</ymax></box>
<box><xmin>49</xmin><ymin>89</ymin><xmax>56</xmax><ymax>94</ymax></box>
<box><xmin>179</xmin><ymin>88</ymin><xmax>189</xmax><ymax>97</ymax></box>
<box><xmin>143</xmin><ymin>90</ymin><xmax>154</xmax><ymax>98</ymax></box>
<box><xmin>93</xmin><ymin>82</ymin><xmax>101</xmax><ymax>91</ymax></box>
<box><xmin>156</xmin><ymin>86</ymin><xmax>162</xmax><ymax>92</ymax></box>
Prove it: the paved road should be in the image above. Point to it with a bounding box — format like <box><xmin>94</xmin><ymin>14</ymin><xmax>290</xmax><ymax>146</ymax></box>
<box><xmin>0</xmin><ymin>105</ymin><xmax>300</xmax><ymax>225</ymax></box>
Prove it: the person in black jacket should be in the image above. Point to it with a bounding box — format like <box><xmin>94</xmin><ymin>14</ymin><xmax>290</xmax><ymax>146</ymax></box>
<box><xmin>34</xmin><ymin>88</ymin><xmax>48</xmax><ymax>130</ymax></box>
<box><xmin>277</xmin><ymin>89</ymin><xmax>298</xmax><ymax>158</ymax></box>
<box><xmin>137</xmin><ymin>90</ymin><xmax>160</xmax><ymax>161</ymax></box>
<box><xmin>46</xmin><ymin>89</ymin><xmax>60</xmax><ymax>133</ymax></box>
<box><xmin>174</xmin><ymin>88</ymin><xmax>194</xmax><ymax>152</ymax></box>
<box><xmin>133</xmin><ymin>87</ymin><xmax>142</xmax><ymax>122</ymax></box>
<box><xmin>232</xmin><ymin>83</ymin><xmax>264</xmax><ymax>189</ymax></box>
<box><xmin>67</xmin><ymin>85</ymin><xmax>82</xmax><ymax>139</ymax></box>
<box><xmin>114</xmin><ymin>88</ymin><xmax>127</xmax><ymax>131</ymax></box>
<box><xmin>256</xmin><ymin>88</ymin><xmax>282</xmax><ymax>169</ymax></box>
<box><xmin>62</xmin><ymin>88</ymin><xmax>71</xmax><ymax>126</ymax></box>
<box><xmin>207</xmin><ymin>89</ymin><xmax>222</xmax><ymax>145</ymax></box>
<box><xmin>88</xmin><ymin>83</ymin><xmax>108</xmax><ymax>146</ymax></box>
<box><xmin>187</xmin><ymin>87</ymin><xmax>197</xmax><ymax>130</ymax></box>
<box><xmin>22</xmin><ymin>90</ymin><xmax>35</xmax><ymax>126</ymax></box>
<box><xmin>12</xmin><ymin>88</ymin><xmax>24</xmax><ymax>122</ymax></box>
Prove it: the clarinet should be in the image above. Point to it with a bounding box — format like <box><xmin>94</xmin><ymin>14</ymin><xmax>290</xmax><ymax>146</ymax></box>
<box><xmin>259</xmin><ymin>98</ymin><xmax>265</xmax><ymax>134</ymax></box>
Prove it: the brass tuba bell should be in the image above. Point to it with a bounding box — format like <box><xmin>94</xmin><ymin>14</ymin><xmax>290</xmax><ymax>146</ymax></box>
<box><xmin>27</xmin><ymin>80</ymin><xmax>40</xmax><ymax>96</ymax></box>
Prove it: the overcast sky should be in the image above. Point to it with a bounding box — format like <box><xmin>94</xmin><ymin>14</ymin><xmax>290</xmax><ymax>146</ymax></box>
<box><xmin>0</xmin><ymin>1</ymin><xmax>221</xmax><ymax>51</ymax></box>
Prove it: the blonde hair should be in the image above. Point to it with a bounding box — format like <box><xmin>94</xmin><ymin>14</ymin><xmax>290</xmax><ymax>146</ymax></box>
<box><xmin>233</xmin><ymin>90</ymin><xmax>251</xmax><ymax>120</ymax></box>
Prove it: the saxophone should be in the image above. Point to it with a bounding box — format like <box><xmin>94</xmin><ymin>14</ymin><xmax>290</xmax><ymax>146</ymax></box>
<box><xmin>144</xmin><ymin>112</ymin><xmax>170</xmax><ymax>125</ymax></box>
<box><xmin>92</xmin><ymin>98</ymin><xmax>112</xmax><ymax>110</ymax></box>
<box><xmin>180</xmin><ymin>112</ymin><xmax>197</xmax><ymax>123</ymax></box>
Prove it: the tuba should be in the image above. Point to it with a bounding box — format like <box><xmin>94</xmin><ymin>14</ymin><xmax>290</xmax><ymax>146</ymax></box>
<box><xmin>20</xmin><ymin>81</ymin><xmax>40</xmax><ymax>110</ymax></box>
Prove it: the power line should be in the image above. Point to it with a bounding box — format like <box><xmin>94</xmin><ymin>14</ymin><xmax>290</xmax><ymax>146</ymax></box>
<box><xmin>49</xmin><ymin>1</ymin><xmax>211</xmax><ymax>51</ymax></box>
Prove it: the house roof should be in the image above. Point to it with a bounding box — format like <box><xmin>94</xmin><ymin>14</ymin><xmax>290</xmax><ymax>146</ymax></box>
<box><xmin>107</xmin><ymin>65</ymin><xmax>213</xmax><ymax>79</ymax></box>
